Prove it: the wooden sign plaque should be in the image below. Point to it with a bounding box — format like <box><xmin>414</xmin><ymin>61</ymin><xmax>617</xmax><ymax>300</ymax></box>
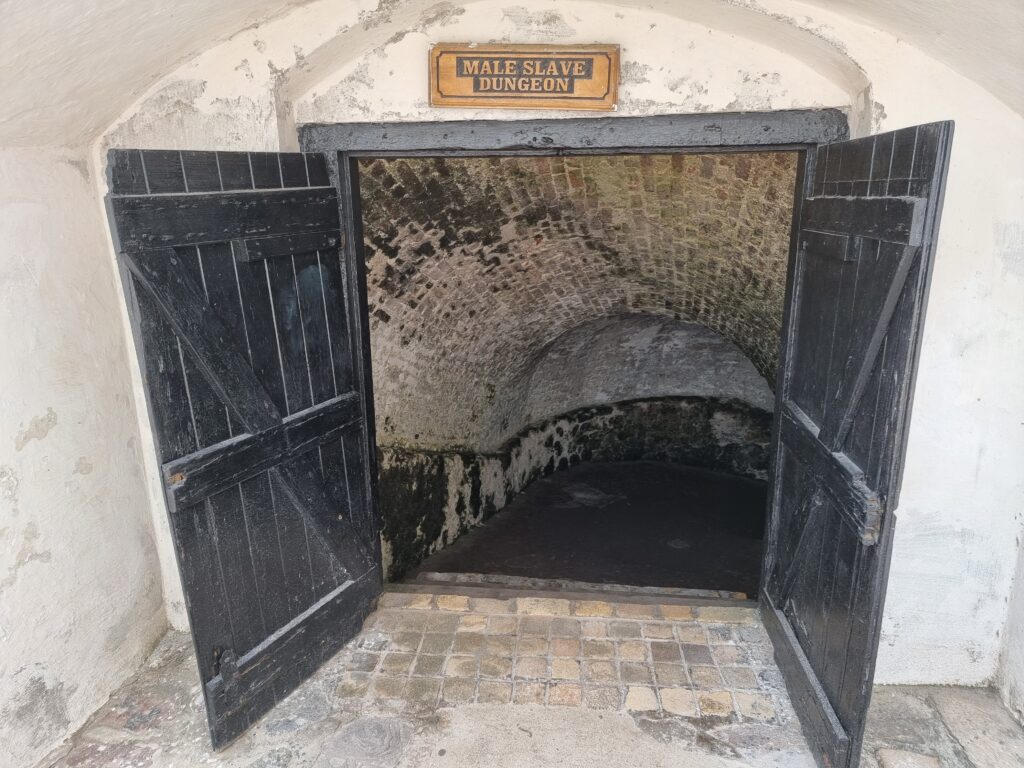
<box><xmin>429</xmin><ymin>43</ymin><xmax>619</xmax><ymax>111</ymax></box>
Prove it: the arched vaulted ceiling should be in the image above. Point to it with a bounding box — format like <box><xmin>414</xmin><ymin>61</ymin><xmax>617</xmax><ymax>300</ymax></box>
<box><xmin>0</xmin><ymin>1</ymin><xmax>313</xmax><ymax>146</ymax></box>
<box><xmin>801</xmin><ymin>0</ymin><xmax>1024</xmax><ymax>120</ymax></box>
<box><xmin>359</xmin><ymin>152</ymin><xmax>798</xmax><ymax>450</ymax></box>
<box><xmin>0</xmin><ymin>0</ymin><xmax>1021</xmax><ymax>147</ymax></box>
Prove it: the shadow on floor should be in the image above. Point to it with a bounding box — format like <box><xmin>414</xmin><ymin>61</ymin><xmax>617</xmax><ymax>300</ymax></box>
<box><xmin>409</xmin><ymin>461</ymin><xmax>767</xmax><ymax>596</ymax></box>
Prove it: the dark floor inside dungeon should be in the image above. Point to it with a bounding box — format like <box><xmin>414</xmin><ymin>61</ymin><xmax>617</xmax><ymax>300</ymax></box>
<box><xmin>408</xmin><ymin>462</ymin><xmax>766</xmax><ymax>597</ymax></box>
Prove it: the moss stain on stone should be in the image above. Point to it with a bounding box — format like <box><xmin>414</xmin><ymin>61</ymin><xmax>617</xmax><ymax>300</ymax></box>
<box><xmin>376</xmin><ymin>450</ymin><xmax>449</xmax><ymax>580</ymax></box>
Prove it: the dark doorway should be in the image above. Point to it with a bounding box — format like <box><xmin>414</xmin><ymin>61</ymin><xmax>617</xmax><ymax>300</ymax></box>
<box><xmin>352</xmin><ymin>149</ymin><xmax>797</xmax><ymax>597</ymax></box>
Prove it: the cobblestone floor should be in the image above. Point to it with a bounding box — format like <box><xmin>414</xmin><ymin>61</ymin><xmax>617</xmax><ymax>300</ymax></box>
<box><xmin>37</xmin><ymin>591</ymin><xmax>1024</xmax><ymax>768</ymax></box>
<box><xmin>40</xmin><ymin>592</ymin><xmax>814</xmax><ymax>768</ymax></box>
<box><xmin>336</xmin><ymin>592</ymin><xmax>782</xmax><ymax>720</ymax></box>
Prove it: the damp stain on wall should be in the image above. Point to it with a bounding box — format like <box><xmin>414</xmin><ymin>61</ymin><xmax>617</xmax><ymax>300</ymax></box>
<box><xmin>376</xmin><ymin>396</ymin><xmax>772</xmax><ymax>580</ymax></box>
<box><xmin>14</xmin><ymin>407</ymin><xmax>57</xmax><ymax>451</ymax></box>
<box><xmin>0</xmin><ymin>675</ymin><xmax>72</xmax><ymax>751</ymax></box>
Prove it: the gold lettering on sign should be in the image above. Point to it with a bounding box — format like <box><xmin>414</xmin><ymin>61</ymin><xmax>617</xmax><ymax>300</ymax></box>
<box><xmin>429</xmin><ymin>43</ymin><xmax>619</xmax><ymax>110</ymax></box>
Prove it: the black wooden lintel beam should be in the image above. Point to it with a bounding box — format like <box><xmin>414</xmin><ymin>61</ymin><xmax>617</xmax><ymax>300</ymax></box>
<box><xmin>299</xmin><ymin>109</ymin><xmax>849</xmax><ymax>155</ymax></box>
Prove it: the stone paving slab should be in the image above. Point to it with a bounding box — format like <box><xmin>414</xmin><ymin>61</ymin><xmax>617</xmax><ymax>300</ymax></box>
<box><xmin>861</xmin><ymin>685</ymin><xmax>1024</xmax><ymax>768</ymax></box>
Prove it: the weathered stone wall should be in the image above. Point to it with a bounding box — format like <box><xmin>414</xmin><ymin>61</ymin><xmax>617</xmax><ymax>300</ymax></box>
<box><xmin>359</xmin><ymin>153</ymin><xmax>797</xmax><ymax>451</ymax></box>
<box><xmin>378</xmin><ymin>396</ymin><xmax>773</xmax><ymax>580</ymax></box>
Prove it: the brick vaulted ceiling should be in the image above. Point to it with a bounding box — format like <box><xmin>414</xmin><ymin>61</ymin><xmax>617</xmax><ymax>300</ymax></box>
<box><xmin>358</xmin><ymin>152</ymin><xmax>798</xmax><ymax>451</ymax></box>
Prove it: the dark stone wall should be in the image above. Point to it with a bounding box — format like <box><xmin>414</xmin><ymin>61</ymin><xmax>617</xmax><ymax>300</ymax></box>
<box><xmin>377</xmin><ymin>396</ymin><xmax>772</xmax><ymax>580</ymax></box>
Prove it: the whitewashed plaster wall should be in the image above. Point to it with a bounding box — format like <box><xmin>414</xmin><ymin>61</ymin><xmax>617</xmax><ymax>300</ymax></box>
<box><xmin>1002</xmin><ymin>536</ymin><xmax>1024</xmax><ymax>722</ymax></box>
<box><xmin>99</xmin><ymin>0</ymin><xmax>1024</xmax><ymax>701</ymax></box>
<box><xmin>0</xmin><ymin>148</ymin><xmax>168</xmax><ymax>768</ymax></box>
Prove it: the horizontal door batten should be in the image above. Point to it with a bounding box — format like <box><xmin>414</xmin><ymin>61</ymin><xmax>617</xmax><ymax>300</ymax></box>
<box><xmin>780</xmin><ymin>402</ymin><xmax>883</xmax><ymax>544</ymax></box>
<box><xmin>109</xmin><ymin>188</ymin><xmax>340</xmax><ymax>251</ymax></box>
<box><xmin>203</xmin><ymin>570</ymin><xmax>378</xmax><ymax>746</ymax></box>
<box><xmin>802</xmin><ymin>195</ymin><xmax>924</xmax><ymax>245</ymax></box>
<box><xmin>235</xmin><ymin>230</ymin><xmax>341</xmax><ymax>262</ymax></box>
<box><xmin>164</xmin><ymin>393</ymin><xmax>361</xmax><ymax>506</ymax></box>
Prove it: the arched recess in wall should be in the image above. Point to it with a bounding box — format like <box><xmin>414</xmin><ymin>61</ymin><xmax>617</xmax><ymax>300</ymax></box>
<box><xmin>378</xmin><ymin>313</ymin><xmax>774</xmax><ymax>577</ymax></box>
<box><xmin>376</xmin><ymin>313</ymin><xmax>776</xmax><ymax>579</ymax></box>
<box><xmin>273</xmin><ymin>0</ymin><xmax>873</xmax><ymax>147</ymax></box>
<box><xmin>511</xmin><ymin>313</ymin><xmax>774</xmax><ymax>434</ymax></box>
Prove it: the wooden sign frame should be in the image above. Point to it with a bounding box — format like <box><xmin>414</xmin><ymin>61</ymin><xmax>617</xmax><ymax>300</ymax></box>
<box><xmin>429</xmin><ymin>43</ymin><xmax>619</xmax><ymax>111</ymax></box>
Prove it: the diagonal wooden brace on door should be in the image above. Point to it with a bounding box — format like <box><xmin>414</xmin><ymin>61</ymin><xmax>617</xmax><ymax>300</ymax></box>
<box><xmin>781</xmin><ymin>403</ymin><xmax>883</xmax><ymax>544</ymax></box>
<box><xmin>124</xmin><ymin>247</ymin><xmax>375</xmax><ymax>577</ymax></box>
<box><xmin>770</xmin><ymin>399</ymin><xmax>884</xmax><ymax>602</ymax></box>
<box><xmin>820</xmin><ymin>243</ymin><xmax>921</xmax><ymax>452</ymax></box>
<box><xmin>163</xmin><ymin>393</ymin><xmax>361</xmax><ymax>506</ymax></box>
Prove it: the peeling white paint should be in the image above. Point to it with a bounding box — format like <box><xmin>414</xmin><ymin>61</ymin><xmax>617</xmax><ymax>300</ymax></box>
<box><xmin>13</xmin><ymin>407</ymin><xmax>58</xmax><ymax>452</ymax></box>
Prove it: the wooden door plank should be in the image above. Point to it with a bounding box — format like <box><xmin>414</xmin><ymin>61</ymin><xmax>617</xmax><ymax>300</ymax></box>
<box><xmin>132</xmin><ymin>282</ymin><xmax>199</xmax><ymax>460</ymax></box>
<box><xmin>803</xmin><ymin>195</ymin><xmax>924</xmax><ymax>245</ymax></box>
<box><xmin>238</xmin><ymin>471</ymin><xmax>294</xmax><ymax>634</ymax></box>
<box><xmin>762</xmin><ymin>594</ymin><xmax>851</xmax><ymax>768</ymax></box>
<box><xmin>172</xmin><ymin>499</ymin><xmax>236</xmax><ymax>681</ymax></box>
<box><xmin>822</xmin><ymin>242</ymin><xmax>919</xmax><ymax>450</ymax></box>
<box><xmin>266</xmin><ymin>466</ymin><xmax>318</xmax><ymax>615</ymax></box>
<box><xmin>206</xmin><ymin>483</ymin><xmax>268</xmax><ymax>651</ymax></box>
<box><xmin>788</xmin><ymin>241</ymin><xmax>843</xmax><ymax>425</ymax></box>
<box><xmin>319</xmin><ymin>252</ymin><xmax>356</xmax><ymax>394</ymax></box>
<box><xmin>819</xmin><ymin>523</ymin><xmax>859</xmax><ymax>707</ymax></box>
<box><xmin>265</xmin><ymin>255</ymin><xmax>315</xmax><ymax>415</ymax></box>
<box><xmin>126</xmin><ymin>249</ymin><xmax>282</xmax><ymax>431</ymax></box>
<box><xmin>232</xmin><ymin>246</ymin><xmax>289</xmax><ymax>414</ymax></box>
<box><xmin>293</xmin><ymin>251</ymin><xmax>340</xmax><ymax>405</ymax></box>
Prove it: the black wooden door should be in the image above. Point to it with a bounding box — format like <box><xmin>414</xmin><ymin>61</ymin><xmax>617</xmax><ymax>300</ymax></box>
<box><xmin>762</xmin><ymin>122</ymin><xmax>953</xmax><ymax>768</ymax></box>
<box><xmin>106</xmin><ymin>149</ymin><xmax>381</xmax><ymax>747</ymax></box>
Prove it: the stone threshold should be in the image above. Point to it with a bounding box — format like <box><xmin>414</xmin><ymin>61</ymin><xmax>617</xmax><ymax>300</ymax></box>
<box><xmin>390</xmin><ymin>574</ymin><xmax>757</xmax><ymax>611</ymax></box>
<box><xmin>379</xmin><ymin>588</ymin><xmax>759</xmax><ymax>621</ymax></box>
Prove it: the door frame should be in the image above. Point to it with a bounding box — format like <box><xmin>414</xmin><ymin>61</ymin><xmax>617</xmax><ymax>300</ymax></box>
<box><xmin>300</xmin><ymin>107</ymin><xmax>849</xmax><ymax>586</ymax></box>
